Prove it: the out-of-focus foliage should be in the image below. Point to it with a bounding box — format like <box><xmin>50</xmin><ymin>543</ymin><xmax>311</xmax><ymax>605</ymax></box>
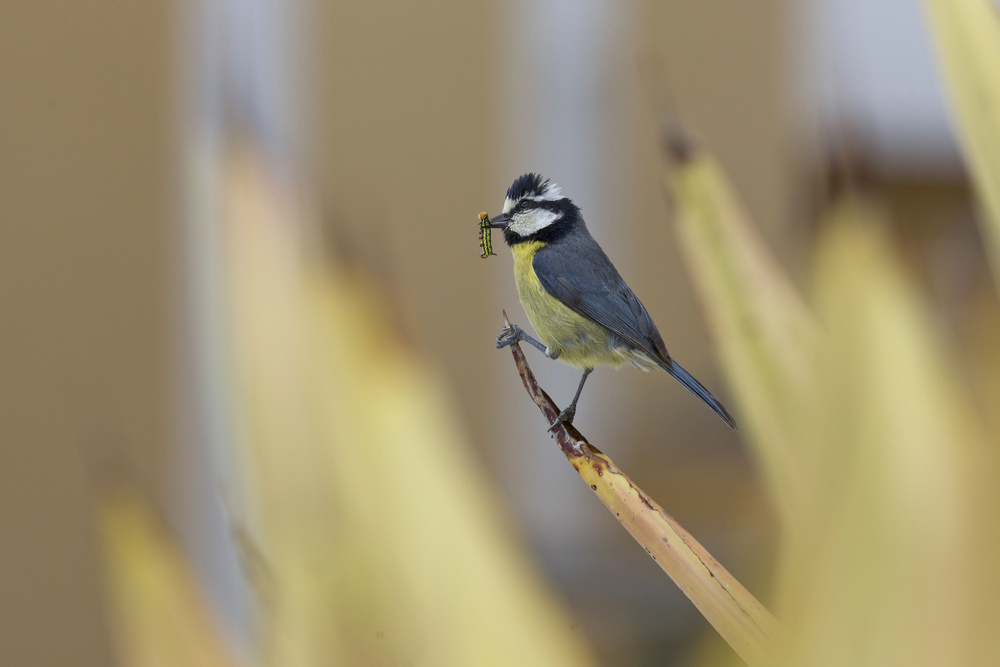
<box><xmin>640</xmin><ymin>11</ymin><xmax>1000</xmax><ymax>663</ymax></box>
<box><xmin>668</xmin><ymin>144</ymin><xmax>822</xmax><ymax>520</ymax></box>
<box><xmin>667</xmin><ymin>143</ymin><xmax>1000</xmax><ymax>665</ymax></box>
<box><xmin>97</xmin><ymin>146</ymin><xmax>596</xmax><ymax>667</ymax></box>
<box><xmin>98</xmin><ymin>492</ymin><xmax>239</xmax><ymax>667</ymax></box>
<box><xmin>223</xmin><ymin>148</ymin><xmax>593</xmax><ymax>667</ymax></box>
<box><xmin>774</xmin><ymin>201</ymin><xmax>1000</xmax><ymax>666</ymax></box>
<box><xmin>924</xmin><ymin>0</ymin><xmax>1000</xmax><ymax>287</ymax></box>
<box><xmin>503</xmin><ymin>328</ymin><xmax>777</xmax><ymax>667</ymax></box>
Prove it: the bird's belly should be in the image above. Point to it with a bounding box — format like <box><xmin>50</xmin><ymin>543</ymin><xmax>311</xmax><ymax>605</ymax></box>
<box><xmin>512</xmin><ymin>243</ymin><xmax>632</xmax><ymax>370</ymax></box>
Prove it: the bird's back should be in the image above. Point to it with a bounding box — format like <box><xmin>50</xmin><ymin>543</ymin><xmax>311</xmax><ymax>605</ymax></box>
<box><xmin>530</xmin><ymin>225</ymin><xmax>672</xmax><ymax>365</ymax></box>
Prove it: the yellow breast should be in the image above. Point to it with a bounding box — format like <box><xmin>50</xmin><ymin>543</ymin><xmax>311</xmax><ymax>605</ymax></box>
<box><xmin>510</xmin><ymin>241</ymin><xmax>633</xmax><ymax>369</ymax></box>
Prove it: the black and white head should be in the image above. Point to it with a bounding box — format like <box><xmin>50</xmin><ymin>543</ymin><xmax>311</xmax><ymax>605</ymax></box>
<box><xmin>489</xmin><ymin>173</ymin><xmax>582</xmax><ymax>245</ymax></box>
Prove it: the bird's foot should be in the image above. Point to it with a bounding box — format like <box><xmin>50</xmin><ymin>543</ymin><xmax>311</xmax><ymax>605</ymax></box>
<box><xmin>497</xmin><ymin>321</ymin><xmax>552</xmax><ymax>356</ymax></box>
<box><xmin>496</xmin><ymin>323</ymin><xmax>527</xmax><ymax>349</ymax></box>
<box><xmin>548</xmin><ymin>405</ymin><xmax>576</xmax><ymax>431</ymax></box>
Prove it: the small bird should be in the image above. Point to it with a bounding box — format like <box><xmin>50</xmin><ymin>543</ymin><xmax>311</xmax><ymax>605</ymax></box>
<box><xmin>489</xmin><ymin>173</ymin><xmax>737</xmax><ymax>430</ymax></box>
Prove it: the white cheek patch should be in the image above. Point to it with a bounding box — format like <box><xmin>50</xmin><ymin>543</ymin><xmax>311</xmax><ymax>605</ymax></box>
<box><xmin>511</xmin><ymin>208</ymin><xmax>560</xmax><ymax>236</ymax></box>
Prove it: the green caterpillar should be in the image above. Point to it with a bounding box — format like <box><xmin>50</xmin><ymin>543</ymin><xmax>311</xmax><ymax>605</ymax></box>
<box><xmin>478</xmin><ymin>212</ymin><xmax>496</xmax><ymax>258</ymax></box>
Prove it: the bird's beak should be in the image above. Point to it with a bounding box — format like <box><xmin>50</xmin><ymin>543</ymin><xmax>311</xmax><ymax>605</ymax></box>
<box><xmin>488</xmin><ymin>212</ymin><xmax>512</xmax><ymax>228</ymax></box>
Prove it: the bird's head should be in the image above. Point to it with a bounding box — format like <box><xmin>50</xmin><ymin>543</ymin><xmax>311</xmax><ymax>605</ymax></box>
<box><xmin>489</xmin><ymin>173</ymin><xmax>580</xmax><ymax>245</ymax></box>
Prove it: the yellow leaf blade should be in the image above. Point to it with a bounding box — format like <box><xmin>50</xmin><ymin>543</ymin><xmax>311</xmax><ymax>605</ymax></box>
<box><xmin>222</xmin><ymin>149</ymin><xmax>597</xmax><ymax>667</ymax></box>
<box><xmin>97</xmin><ymin>492</ymin><xmax>241</xmax><ymax>667</ymax></box>
<box><xmin>924</xmin><ymin>0</ymin><xmax>1000</xmax><ymax>286</ymax></box>
<box><xmin>574</xmin><ymin>446</ymin><xmax>776</xmax><ymax>666</ymax></box>
<box><xmin>666</xmin><ymin>143</ymin><xmax>822</xmax><ymax>515</ymax></box>
<box><xmin>772</xmin><ymin>199</ymin><xmax>1000</xmax><ymax>666</ymax></box>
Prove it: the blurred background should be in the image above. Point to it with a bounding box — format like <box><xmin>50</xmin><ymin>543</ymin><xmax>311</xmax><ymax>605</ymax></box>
<box><xmin>2</xmin><ymin>0</ymin><xmax>996</xmax><ymax>665</ymax></box>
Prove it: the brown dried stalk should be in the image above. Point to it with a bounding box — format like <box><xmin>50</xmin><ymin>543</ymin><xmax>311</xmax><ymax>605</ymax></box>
<box><xmin>500</xmin><ymin>311</ymin><xmax>778</xmax><ymax>666</ymax></box>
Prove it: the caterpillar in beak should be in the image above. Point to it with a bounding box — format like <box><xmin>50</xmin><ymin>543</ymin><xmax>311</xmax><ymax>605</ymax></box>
<box><xmin>478</xmin><ymin>212</ymin><xmax>496</xmax><ymax>258</ymax></box>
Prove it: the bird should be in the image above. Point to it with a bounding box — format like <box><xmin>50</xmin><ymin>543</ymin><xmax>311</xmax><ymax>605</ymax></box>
<box><xmin>488</xmin><ymin>172</ymin><xmax>737</xmax><ymax>430</ymax></box>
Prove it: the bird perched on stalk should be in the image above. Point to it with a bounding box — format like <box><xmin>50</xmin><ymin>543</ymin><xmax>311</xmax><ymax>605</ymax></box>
<box><xmin>488</xmin><ymin>173</ymin><xmax>737</xmax><ymax>430</ymax></box>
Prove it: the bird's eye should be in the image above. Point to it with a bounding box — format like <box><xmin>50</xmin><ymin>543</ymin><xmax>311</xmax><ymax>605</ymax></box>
<box><xmin>519</xmin><ymin>200</ymin><xmax>533</xmax><ymax>209</ymax></box>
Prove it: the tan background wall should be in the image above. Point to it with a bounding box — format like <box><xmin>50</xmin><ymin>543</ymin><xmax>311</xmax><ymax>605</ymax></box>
<box><xmin>0</xmin><ymin>2</ymin><xmax>174</xmax><ymax>665</ymax></box>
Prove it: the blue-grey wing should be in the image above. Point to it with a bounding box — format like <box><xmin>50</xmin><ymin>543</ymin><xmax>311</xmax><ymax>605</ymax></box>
<box><xmin>534</xmin><ymin>234</ymin><xmax>739</xmax><ymax>430</ymax></box>
<box><xmin>532</xmin><ymin>242</ymin><xmax>670</xmax><ymax>363</ymax></box>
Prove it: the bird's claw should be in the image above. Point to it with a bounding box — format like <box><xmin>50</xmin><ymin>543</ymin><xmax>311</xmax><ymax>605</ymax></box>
<box><xmin>548</xmin><ymin>406</ymin><xmax>575</xmax><ymax>431</ymax></box>
<box><xmin>496</xmin><ymin>323</ymin><xmax>524</xmax><ymax>349</ymax></box>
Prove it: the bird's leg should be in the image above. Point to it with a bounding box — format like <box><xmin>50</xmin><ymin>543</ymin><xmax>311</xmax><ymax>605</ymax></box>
<box><xmin>550</xmin><ymin>368</ymin><xmax>592</xmax><ymax>430</ymax></box>
<box><xmin>497</xmin><ymin>322</ymin><xmax>559</xmax><ymax>359</ymax></box>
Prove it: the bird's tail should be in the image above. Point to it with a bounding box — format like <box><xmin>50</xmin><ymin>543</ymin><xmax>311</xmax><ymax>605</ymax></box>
<box><xmin>659</xmin><ymin>359</ymin><xmax>738</xmax><ymax>430</ymax></box>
